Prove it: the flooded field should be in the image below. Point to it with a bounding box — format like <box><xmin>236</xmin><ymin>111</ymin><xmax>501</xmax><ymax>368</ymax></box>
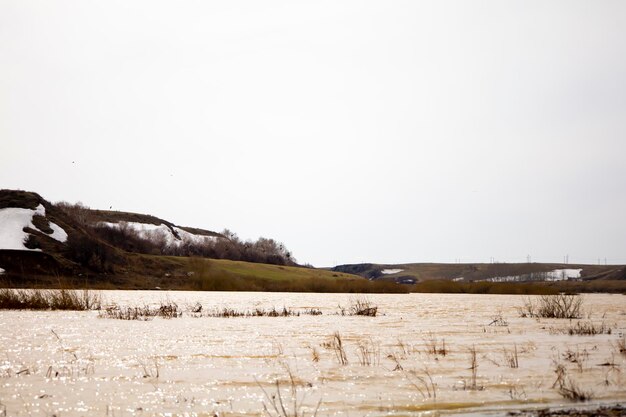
<box><xmin>1</xmin><ymin>292</ymin><xmax>625</xmax><ymax>416</ymax></box>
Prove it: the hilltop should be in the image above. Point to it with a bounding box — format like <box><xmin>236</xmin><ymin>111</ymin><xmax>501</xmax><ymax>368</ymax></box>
<box><xmin>0</xmin><ymin>189</ymin><xmax>400</xmax><ymax>292</ymax></box>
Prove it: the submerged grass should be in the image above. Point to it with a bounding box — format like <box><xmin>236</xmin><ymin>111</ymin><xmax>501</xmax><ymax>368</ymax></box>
<box><xmin>99</xmin><ymin>303</ymin><xmax>324</xmax><ymax>320</ymax></box>
<box><xmin>0</xmin><ymin>288</ymin><xmax>101</xmax><ymax>310</ymax></box>
<box><xmin>552</xmin><ymin>321</ymin><xmax>612</xmax><ymax>336</ymax></box>
<box><xmin>99</xmin><ymin>302</ymin><xmax>182</xmax><ymax>320</ymax></box>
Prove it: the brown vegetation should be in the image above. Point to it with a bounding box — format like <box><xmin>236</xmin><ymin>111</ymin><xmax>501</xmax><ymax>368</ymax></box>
<box><xmin>0</xmin><ymin>288</ymin><xmax>101</xmax><ymax>310</ymax></box>
<box><xmin>518</xmin><ymin>294</ymin><xmax>584</xmax><ymax>319</ymax></box>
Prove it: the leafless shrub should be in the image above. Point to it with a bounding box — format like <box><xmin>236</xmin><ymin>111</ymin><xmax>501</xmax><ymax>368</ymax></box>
<box><xmin>519</xmin><ymin>294</ymin><xmax>583</xmax><ymax>319</ymax></box>
<box><xmin>348</xmin><ymin>297</ymin><xmax>378</xmax><ymax>316</ymax></box>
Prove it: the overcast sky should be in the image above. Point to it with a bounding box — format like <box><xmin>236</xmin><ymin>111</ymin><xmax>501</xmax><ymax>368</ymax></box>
<box><xmin>2</xmin><ymin>1</ymin><xmax>625</xmax><ymax>266</ymax></box>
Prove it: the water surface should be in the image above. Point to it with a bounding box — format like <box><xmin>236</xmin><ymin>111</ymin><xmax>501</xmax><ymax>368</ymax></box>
<box><xmin>1</xmin><ymin>292</ymin><xmax>624</xmax><ymax>416</ymax></box>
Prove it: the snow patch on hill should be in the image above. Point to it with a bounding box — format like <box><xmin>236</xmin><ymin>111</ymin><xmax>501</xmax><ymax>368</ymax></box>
<box><xmin>100</xmin><ymin>221</ymin><xmax>217</xmax><ymax>247</ymax></box>
<box><xmin>381</xmin><ymin>269</ymin><xmax>404</xmax><ymax>275</ymax></box>
<box><xmin>49</xmin><ymin>222</ymin><xmax>68</xmax><ymax>243</ymax></box>
<box><xmin>485</xmin><ymin>269</ymin><xmax>583</xmax><ymax>283</ymax></box>
<box><xmin>0</xmin><ymin>204</ymin><xmax>68</xmax><ymax>250</ymax></box>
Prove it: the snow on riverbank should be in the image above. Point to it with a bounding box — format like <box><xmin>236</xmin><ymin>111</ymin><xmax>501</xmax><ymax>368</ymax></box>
<box><xmin>0</xmin><ymin>204</ymin><xmax>67</xmax><ymax>250</ymax></box>
<box><xmin>100</xmin><ymin>221</ymin><xmax>217</xmax><ymax>247</ymax></box>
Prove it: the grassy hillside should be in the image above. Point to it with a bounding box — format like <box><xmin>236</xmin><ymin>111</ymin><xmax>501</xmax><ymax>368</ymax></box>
<box><xmin>0</xmin><ymin>190</ymin><xmax>402</xmax><ymax>293</ymax></box>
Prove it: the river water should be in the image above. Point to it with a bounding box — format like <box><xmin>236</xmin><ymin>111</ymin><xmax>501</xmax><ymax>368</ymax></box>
<box><xmin>1</xmin><ymin>292</ymin><xmax>625</xmax><ymax>416</ymax></box>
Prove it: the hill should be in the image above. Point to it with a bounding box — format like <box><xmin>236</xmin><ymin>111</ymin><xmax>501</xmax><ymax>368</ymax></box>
<box><xmin>0</xmin><ymin>189</ymin><xmax>401</xmax><ymax>292</ymax></box>
<box><xmin>332</xmin><ymin>261</ymin><xmax>626</xmax><ymax>293</ymax></box>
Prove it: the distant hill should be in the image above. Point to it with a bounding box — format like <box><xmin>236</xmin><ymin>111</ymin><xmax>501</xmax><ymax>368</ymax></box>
<box><xmin>0</xmin><ymin>189</ymin><xmax>400</xmax><ymax>292</ymax></box>
<box><xmin>332</xmin><ymin>261</ymin><xmax>626</xmax><ymax>290</ymax></box>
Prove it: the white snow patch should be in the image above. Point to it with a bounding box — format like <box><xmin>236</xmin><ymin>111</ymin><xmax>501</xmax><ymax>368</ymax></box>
<box><xmin>0</xmin><ymin>204</ymin><xmax>68</xmax><ymax>249</ymax></box>
<box><xmin>381</xmin><ymin>269</ymin><xmax>404</xmax><ymax>275</ymax></box>
<box><xmin>48</xmin><ymin>222</ymin><xmax>68</xmax><ymax>243</ymax></box>
<box><xmin>174</xmin><ymin>227</ymin><xmax>218</xmax><ymax>245</ymax></box>
<box><xmin>0</xmin><ymin>267</ymin><xmax>5</xmax><ymax>275</ymax></box>
<box><xmin>100</xmin><ymin>221</ymin><xmax>217</xmax><ymax>247</ymax></box>
<box><xmin>485</xmin><ymin>268</ymin><xmax>583</xmax><ymax>283</ymax></box>
<box><xmin>0</xmin><ymin>204</ymin><xmax>46</xmax><ymax>251</ymax></box>
<box><xmin>452</xmin><ymin>277</ymin><xmax>464</xmax><ymax>282</ymax></box>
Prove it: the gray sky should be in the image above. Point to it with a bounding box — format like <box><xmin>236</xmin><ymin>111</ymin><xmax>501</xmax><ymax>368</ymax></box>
<box><xmin>2</xmin><ymin>1</ymin><xmax>626</xmax><ymax>266</ymax></box>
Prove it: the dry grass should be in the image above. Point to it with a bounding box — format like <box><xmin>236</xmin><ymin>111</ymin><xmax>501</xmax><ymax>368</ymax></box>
<box><xmin>257</xmin><ymin>368</ymin><xmax>321</xmax><ymax>417</ymax></box>
<box><xmin>554</xmin><ymin>321</ymin><xmax>612</xmax><ymax>336</ymax></box>
<box><xmin>204</xmin><ymin>307</ymin><xmax>322</xmax><ymax>318</ymax></box>
<box><xmin>99</xmin><ymin>302</ymin><xmax>181</xmax><ymax>320</ymax></box>
<box><xmin>562</xmin><ymin>347</ymin><xmax>588</xmax><ymax>372</ymax></box>
<box><xmin>503</xmin><ymin>344</ymin><xmax>519</xmax><ymax>368</ymax></box>
<box><xmin>405</xmin><ymin>367</ymin><xmax>437</xmax><ymax>400</ymax></box>
<box><xmin>465</xmin><ymin>345</ymin><xmax>482</xmax><ymax>391</ymax></box>
<box><xmin>356</xmin><ymin>338</ymin><xmax>380</xmax><ymax>366</ymax></box>
<box><xmin>327</xmin><ymin>332</ymin><xmax>348</xmax><ymax>366</ymax></box>
<box><xmin>424</xmin><ymin>334</ymin><xmax>447</xmax><ymax>356</ymax></box>
<box><xmin>0</xmin><ymin>288</ymin><xmax>101</xmax><ymax>310</ymax></box>
<box><xmin>551</xmin><ymin>358</ymin><xmax>594</xmax><ymax>401</ymax></box>
<box><xmin>617</xmin><ymin>335</ymin><xmax>626</xmax><ymax>356</ymax></box>
<box><xmin>99</xmin><ymin>303</ymin><xmax>323</xmax><ymax>319</ymax></box>
<box><xmin>557</xmin><ymin>378</ymin><xmax>594</xmax><ymax>402</ymax></box>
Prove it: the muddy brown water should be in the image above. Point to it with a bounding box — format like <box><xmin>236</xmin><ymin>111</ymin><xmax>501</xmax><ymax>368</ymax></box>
<box><xmin>1</xmin><ymin>292</ymin><xmax>625</xmax><ymax>416</ymax></box>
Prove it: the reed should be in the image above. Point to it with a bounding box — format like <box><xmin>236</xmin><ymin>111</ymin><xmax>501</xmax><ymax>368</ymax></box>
<box><xmin>356</xmin><ymin>337</ymin><xmax>380</xmax><ymax>366</ymax></box>
<box><xmin>503</xmin><ymin>344</ymin><xmax>519</xmax><ymax>368</ymax></box>
<box><xmin>0</xmin><ymin>288</ymin><xmax>101</xmax><ymax>310</ymax></box>
<box><xmin>257</xmin><ymin>368</ymin><xmax>321</xmax><ymax>417</ymax></box>
<box><xmin>329</xmin><ymin>332</ymin><xmax>348</xmax><ymax>365</ymax></box>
